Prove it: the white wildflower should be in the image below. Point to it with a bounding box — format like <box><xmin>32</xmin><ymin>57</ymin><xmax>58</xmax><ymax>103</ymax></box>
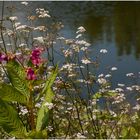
<box><xmin>126</xmin><ymin>73</ymin><xmax>134</xmax><ymax>77</ymax></box>
<box><xmin>44</xmin><ymin>102</ymin><xmax>54</xmax><ymax>109</ymax></box>
<box><xmin>81</xmin><ymin>47</ymin><xmax>88</xmax><ymax>51</ymax></box>
<box><xmin>34</xmin><ymin>26</ymin><xmax>46</xmax><ymax>31</ymax></box>
<box><xmin>112</xmin><ymin>93</ymin><xmax>125</xmax><ymax>104</ymax></box>
<box><xmin>81</xmin><ymin>58</ymin><xmax>91</xmax><ymax>64</ymax></box>
<box><xmin>20</xmin><ymin>108</ymin><xmax>28</xmax><ymax>115</ymax></box>
<box><xmin>35</xmin><ymin>103</ymin><xmax>41</xmax><ymax>108</ymax></box>
<box><xmin>105</xmin><ymin>74</ymin><xmax>111</xmax><ymax>78</ymax></box>
<box><xmin>19</xmin><ymin>43</ymin><xmax>27</xmax><ymax>47</ymax></box>
<box><xmin>118</xmin><ymin>83</ymin><xmax>125</xmax><ymax>87</ymax></box>
<box><xmin>21</xmin><ymin>1</ymin><xmax>28</xmax><ymax>5</ymax></box>
<box><xmin>100</xmin><ymin>49</ymin><xmax>108</xmax><ymax>54</ymax></box>
<box><xmin>9</xmin><ymin>16</ymin><xmax>18</xmax><ymax>21</ymax></box>
<box><xmin>97</xmin><ymin>78</ymin><xmax>107</xmax><ymax>85</ymax></box>
<box><xmin>14</xmin><ymin>22</ymin><xmax>21</xmax><ymax>27</ymax></box>
<box><xmin>36</xmin><ymin>8</ymin><xmax>50</xmax><ymax>18</ymax></box>
<box><xmin>15</xmin><ymin>52</ymin><xmax>22</xmax><ymax>56</ymax></box>
<box><xmin>62</xmin><ymin>49</ymin><xmax>72</xmax><ymax>57</ymax></box>
<box><xmin>75</xmin><ymin>40</ymin><xmax>91</xmax><ymax>47</ymax></box>
<box><xmin>111</xmin><ymin>67</ymin><xmax>117</xmax><ymax>71</ymax></box>
<box><xmin>76</xmin><ymin>133</ymin><xmax>86</xmax><ymax>139</ymax></box>
<box><xmin>61</xmin><ymin>63</ymin><xmax>76</xmax><ymax>71</ymax></box>
<box><xmin>16</xmin><ymin>25</ymin><xmax>27</xmax><ymax>30</ymax></box>
<box><xmin>133</xmin><ymin>104</ymin><xmax>140</xmax><ymax>111</ymax></box>
<box><xmin>77</xmin><ymin>79</ymin><xmax>85</xmax><ymax>83</ymax></box>
<box><xmin>76</xmin><ymin>26</ymin><xmax>86</xmax><ymax>33</ymax></box>
<box><xmin>126</xmin><ymin>87</ymin><xmax>133</xmax><ymax>91</ymax></box>
<box><xmin>46</xmin><ymin>126</ymin><xmax>53</xmax><ymax>131</ymax></box>
<box><xmin>57</xmin><ymin>37</ymin><xmax>65</xmax><ymax>40</ymax></box>
<box><xmin>115</xmin><ymin>88</ymin><xmax>124</xmax><ymax>92</ymax></box>
<box><xmin>109</xmin><ymin>110</ymin><xmax>117</xmax><ymax>117</ymax></box>
<box><xmin>33</xmin><ymin>37</ymin><xmax>44</xmax><ymax>44</ymax></box>
<box><xmin>98</xmin><ymin>74</ymin><xmax>104</xmax><ymax>78</ymax></box>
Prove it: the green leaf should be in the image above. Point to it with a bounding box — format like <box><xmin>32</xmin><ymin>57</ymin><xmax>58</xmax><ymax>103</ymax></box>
<box><xmin>35</xmin><ymin>65</ymin><xmax>58</xmax><ymax>102</ymax></box>
<box><xmin>36</xmin><ymin>88</ymin><xmax>54</xmax><ymax>131</ymax></box>
<box><xmin>42</xmin><ymin>65</ymin><xmax>58</xmax><ymax>93</ymax></box>
<box><xmin>36</xmin><ymin>66</ymin><xmax>58</xmax><ymax>131</ymax></box>
<box><xmin>0</xmin><ymin>99</ymin><xmax>27</xmax><ymax>138</ymax></box>
<box><xmin>27</xmin><ymin>130</ymin><xmax>47</xmax><ymax>139</ymax></box>
<box><xmin>6</xmin><ymin>60</ymin><xmax>30</xmax><ymax>101</ymax></box>
<box><xmin>105</xmin><ymin>91</ymin><xmax>117</xmax><ymax>97</ymax></box>
<box><xmin>0</xmin><ymin>83</ymin><xmax>27</xmax><ymax>104</ymax></box>
<box><xmin>93</xmin><ymin>92</ymin><xmax>102</xmax><ymax>99</ymax></box>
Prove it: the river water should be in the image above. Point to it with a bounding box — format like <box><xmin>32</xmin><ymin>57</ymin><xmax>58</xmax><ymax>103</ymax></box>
<box><xmin>1</xmin><ymin>1</ymin><xmax>140</xmax><ymax>89</ymax></box>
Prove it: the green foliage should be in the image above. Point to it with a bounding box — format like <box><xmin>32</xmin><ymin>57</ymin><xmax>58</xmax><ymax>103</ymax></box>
<box><xmin>36</xmin><ymin>67</ymin><xmax>58</xmax><ymax>131</ymax></box>
<box><xmin>0</xmin><ymin>83</ymin><xmax>27</xmax><ymax>104</ymax></box>
<box><xmin>27</xmin><ymin>130</ymin><xmax>47</xmax><ymax>139</ymax></box>
<box><xmin>0</xmin><ymin>99</ymin><xmax>27</xmax><ymax>138</ymax></box>
<box><xmin>6</xmin><ymin>60</ymin><xmax>30</xmax><ymax>102</ymax></box>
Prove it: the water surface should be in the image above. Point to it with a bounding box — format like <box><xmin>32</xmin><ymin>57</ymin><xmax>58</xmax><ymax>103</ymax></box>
<box><xmin>1</xmin><ymin>1</ymin><xmax>140</xmax><ymax>87</ymax></box>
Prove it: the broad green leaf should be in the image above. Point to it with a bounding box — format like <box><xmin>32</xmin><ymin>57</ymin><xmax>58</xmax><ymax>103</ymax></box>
<box><xmin>0</xmin><ymin>83</ymin><xmax>27</xmax><ymax>104</ymax></box>
<box><xmin>6</xmin><ymin>60</ymin><xmax>30</xmax><ymax>101</ymax></box>
<box><xmin>36</xmin><ymin>67</ymin><xmax>58</xmax><ymax>131</ymax></box>
<box><xmin>35</xmin><ymin>65</ymin><xmax>58</xmax><ymax>102</ymax></box>
<box><xmin>36</xmin><ymin>88</ymin><xmax>54</xmax><ymax>131</ymax></box>
<box><xmin>42</xmin><ymin>65</ymin><xmax>58</xmax><ymax>93</ymax></box>
<box><xmin>0</xmin><ymin>99</ymin><xmax>27</xmax><ymax>138</ymax></box>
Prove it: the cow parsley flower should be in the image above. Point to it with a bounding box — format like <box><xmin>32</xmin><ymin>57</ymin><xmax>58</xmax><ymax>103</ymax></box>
<box><xmin>76</xmin><ymin>26</ymin><xmax>86</xmax><ymax>33</ymax></box>
<box><xmin>111</xmin><ymin>67</ymin><xmax>117</xmax><ymax>71</ymax></box>
<box><xmin>81</xmin><ymin>58</ymin><xmax>91</xmax><ymax>64</ymax></box>
<box><xmin>9</xmin><ymin>16</ymin><xmax>18</xmax><ymax>21</ymax></box>
<box><xmin>126</xmin><ymin>73</ymin><xmax>134</xmax><ymax>77</ymax></box>
<box><xmin>100</xmin><ymin>49</ymin><xmax>108</xmax><ymax>54</ymax></box>
<box><xmin>21</xmin><ymin>1</ymin><xmax>28</xmax><ymax>5</ymax></box>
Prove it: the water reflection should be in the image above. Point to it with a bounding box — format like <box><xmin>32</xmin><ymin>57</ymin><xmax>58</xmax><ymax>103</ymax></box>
<box><xmin>114</xmin><ymin>2</ymin><xmax>140</xmax><ymax>59</ymax></box>
<box><xmin>1</xmin><ymin>1</ymin><xmax>140</xmax><ymax>59</ymax></box>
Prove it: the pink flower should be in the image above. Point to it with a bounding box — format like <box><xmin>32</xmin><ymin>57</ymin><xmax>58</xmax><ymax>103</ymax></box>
<box><xmin>30</xmin><ymin>47</ymin><xmax>43</xmax><ymax>66</ymax></box>
<box><xmin>0</xmin><ymin>53</ymin><xmax>8</xmax><ymax>62</ymax></box>
<box><xmin>26</xmin><ymin>67</ymin><xmax>36</xmax><ymax>80</ymax></box>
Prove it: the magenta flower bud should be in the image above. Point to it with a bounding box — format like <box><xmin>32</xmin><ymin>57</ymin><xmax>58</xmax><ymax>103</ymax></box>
<box><xmin>0</xmin><ymin>53</ymin><xmax>8</xmax><ymax>62</ymax></box>
<box><xmin>26</xmin><ymin>67</ymin><xmax>36</xmax><ymax>80</ymax></box>
<box><xmin>30</xmin><ymin>47</ymin><xmax>43</xmax><ymax>66</ymax></box>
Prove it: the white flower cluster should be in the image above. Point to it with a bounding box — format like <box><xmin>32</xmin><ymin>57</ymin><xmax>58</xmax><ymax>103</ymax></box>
<box><xmin>36</xmin><ymin>8</ymin><xmax>50</xmax><ymax>18</ymax></box>
<box><xmin>126</xmin><ymin>73</ymin><xmax>134</xmax><ymax>77</ymax></box>
<box><xmin>21</xmin><ymin>1</ymin><xmax>28</xmax><ymax>6</ymax></box>
<box><xmin>112</xmin><ymin>93</ymin><xmax>126</xmax><ymax>104</ymax></box>
<box><xmin>9</xmin><ymin>16</ymin><xmax>18</xmax><ymax>21</ymax></box>
<box><xmin>100</xmin><ymin>49</ymin><xmax>108</xmax><ymax>54</ymax></box>
<box><xmin>97</xmin><ymin>78</ymin><xmax>107</xmax><ymax>85</ymax></box>
<box><xmin>81</xmin><ymin>58</ymin><xmax>91</xmax><ymax>64</ymax></box>
<box><xmin>33</xmin><ymin>36</ymin><xmax>44</xmax><ymax>44</ymax></box>
<box><xmin>111</xmin><ymin>67</ymin><xmax>118</xmax><ymax>71</ymax></box>
<box><xmin>76</xmin><ymin>26</ymin><xmax>86</xmax><ymax>34</ymax></box>
<box><xmin>43</xmin><ymin>102</ymin><xmax>54</xmax><ymax>110</ymax></box>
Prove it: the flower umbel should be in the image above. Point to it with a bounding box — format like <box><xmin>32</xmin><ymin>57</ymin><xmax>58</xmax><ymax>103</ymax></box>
<box><xmin>30</xmin><ymin>47</ymin><xmax>43</xmax><ymax>66</ymax></box>
<box><xmin>26</xmin><ymin>67</ymin><xmax>36</xmax><ymax>80</ymax></box>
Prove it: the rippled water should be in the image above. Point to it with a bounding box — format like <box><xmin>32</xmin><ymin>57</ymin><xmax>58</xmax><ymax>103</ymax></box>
<box><xmin>1</xmin><ymin>1</ymin><xmax>140</xmax><ymax>88</ymax></box>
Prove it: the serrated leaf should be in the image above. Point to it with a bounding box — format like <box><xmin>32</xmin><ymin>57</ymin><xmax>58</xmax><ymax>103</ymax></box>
<box><xmin>0</xmin><ymin>99</ymin><xmax>27</xmax><ymax>138</ymax></box>
<box><xmin>36</xmin><ymin>88</ymin><xmax>54</xmax><ymax>131</ymax></box>
<box><xmin>36</xmin><ymin>67</ymin><xmax>58</xmax><ymax>131</ymax></box>
<box><xmin>0</xmin><ymin>83</ymin><xmax>27</xmax><ymax>104</ymax></box>
<box><xmin>6</xmin><ymin>60</ymin><xmax>30</xmax><ymax>101</ymax></box>
<box><xmin>35</xmin><ymin>65</ymin><xmax>58</xmax><ymax>102</ymax></box>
